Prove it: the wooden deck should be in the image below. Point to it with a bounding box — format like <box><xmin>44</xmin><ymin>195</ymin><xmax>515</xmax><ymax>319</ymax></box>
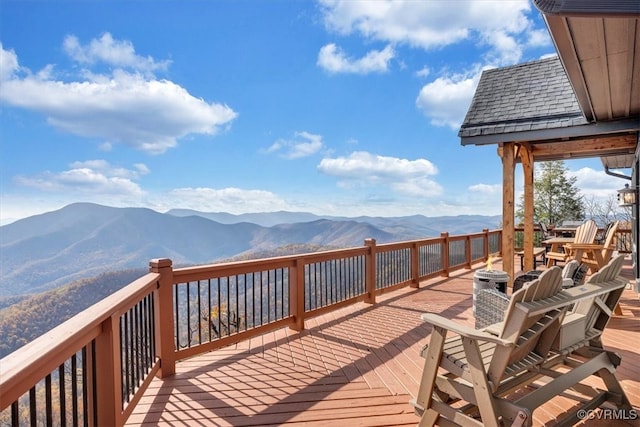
<box><xmin>127</xmin><ymin>258</ymin><xmax>640</xmax><ymax>426</ymax></box>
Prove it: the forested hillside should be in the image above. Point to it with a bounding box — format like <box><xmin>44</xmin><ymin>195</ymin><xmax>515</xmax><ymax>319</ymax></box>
<box><xmin>0</xmin><ymin>269</ymin><xmax>145</xmax><ymax>358</ymax></box>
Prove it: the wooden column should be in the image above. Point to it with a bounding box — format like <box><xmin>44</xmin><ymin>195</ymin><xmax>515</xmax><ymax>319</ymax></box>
<box><xmin>500</xmin><ymin>143</ymin><xmax>515</xmax><ymax>284</ymax></box>
<box><xmin>519</xmin><ymin>143</ymin><xmax>535</xmax><ymax>272</ymax></box>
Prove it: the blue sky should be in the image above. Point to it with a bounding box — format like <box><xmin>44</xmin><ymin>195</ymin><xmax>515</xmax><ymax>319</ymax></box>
<box><xmin>0</xmin><ymin>0</ymin><xmax>626</xmax><ymax>224</ymax></box>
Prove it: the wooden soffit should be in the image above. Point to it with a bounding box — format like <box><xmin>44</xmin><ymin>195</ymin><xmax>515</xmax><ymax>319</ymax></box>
<box><xmin>534</xmin><ymin>0</ymin><xmax>640</xmax><ymax>122</ymax></box>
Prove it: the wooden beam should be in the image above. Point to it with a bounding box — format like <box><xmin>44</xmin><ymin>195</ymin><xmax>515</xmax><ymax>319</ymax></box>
<box><xmin>500</xmin><ymin>143</ymin><xmax>515</xmax><ymax>284</ymax></box>
<box><xmin>519</xmin><ymin>143</ymin><xmax>535</xmax><ymax>272</ymax></box>
<box><xmin>520</xmin><ymin>134</ymin><xmax>636</xmax><ymax>162</ymax></box>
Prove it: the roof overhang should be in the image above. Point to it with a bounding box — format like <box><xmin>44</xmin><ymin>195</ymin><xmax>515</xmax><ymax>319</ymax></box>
<box><xmin>533</xmin><ymin>0</ymin><xmax>640</xmax><ymax>122</ymax></box>
<box><xmin>460</xmin><ymin>117</ymin><xmax>639</xmax><ymax>146</ymax></box>
<box><xmin>601</xmin><ymin>154</ymin><xmax>635</xmax><ymax>169</ymax></box>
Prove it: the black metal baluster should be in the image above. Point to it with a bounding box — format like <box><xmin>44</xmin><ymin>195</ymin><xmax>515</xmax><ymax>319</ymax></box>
<box><xmin>149</xmin><ymin>295</ymin><xmax>156</xmax><ymax>361</ymax></box>
<box><xmin>81</xmin><ymin>347</ymin><xmax>89</xmax><ymax>427</ymax></box>
<box><xmin>137</xmin><ymin>302</ymin><xmax>143</xmax><ymax>384</ymax></box>
<box><xmin>217</xmin><ymin>278</ymin><xmax>222</xmax><ymax>338</ymax></box>
<box><xmin>11</xmin><ymin>401</ymin><xmax>18</xmax><ymax>426</ymax></box>
<box><xmin>131</xmin><ymin>306</ymin><xmax>138</xmax><ymax>390</ymax></box>
<box><xmin>243</xmin><ymin>273</ymin><xmax>248</xmax><ymax>330</ymax></box>
<box><xmin>71</xmin><ymin>354</ymin><xmax>78</xmax><ymax>427</ymax></box>
<box><xmin>91</xmin><ymin>341</ymin><xmax>98</xmax><ymax>427</ymax></box>
<box><xmin>331</xmin><ymin>260</ymin><xmax>335</xmax><ymax>303</ymax></box>
<box><xmin>279</xmin><ymin>269</ymin><xmax>284</xmax><ymax>319</ymax></box>
<box><xmin>29</xmin><ymin>386</ymin><xmax>36</xmax><ymax>426</ymax></box>
<box><xmin>174</xmin><ymin>284</ymin><xmax>180</xmax><ymax>349</ymax></box>
<box><xmin>254</xmin><ymin>272</ymin><xmax>259</xmax><ymax>327</ymax></box>
<box><xmin>265</xmin><ymin>270</ymin><xmax>270</xmax><ymax>322</ymax></box>
<box><xmin>45</xmin><ymin>374</ymin><xmax>53</xmax><ymax>427</ymax></box>
<box><xmin>197</xmin><ymin>280</ymin><xmax>202</xmax><ymax>344</ymax></box>
<box><xmin>234</xmin><ymin>275</ymin><xmax>239</xmax><ymax>332</ymax></box>
<box><xmin>129</xmin><ymin>309</ymin><xmax>135</xmax><ymax>399</ymax></box>
<box><xmin>186</xmin><ymin>282</ymin><xmax>192</xmax><ymax>346</ymax></box>
<box><xmin>122</xmin><ymin>312</ymin><xmax>130</xmax><ymax>403</ymax></box>
<box><xmin>142</xmin><ymin>295</ymin><xmax>149</xmax><ymax>373</ymax></box>
<box><xmin>312</xmin><ymin>263</ymin><xmax>318</xmax><ymax>310</ymax></box>
<box><xmin>208</xmin><ymin>279</ymin><xmax>212</xmax><ymax>341</ymax></box>
<box><xmin>226</xmin><ymin>277</ymin><xmax>230</xmax><ymax>336</ymax></box>
<box><xmin>304</xmin><ymin>265</ymin><xmax>312</xmax><ymax>310</ymax></box>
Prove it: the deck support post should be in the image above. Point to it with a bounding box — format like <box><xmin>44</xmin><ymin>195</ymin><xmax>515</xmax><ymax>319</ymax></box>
<box><xmin>519</xmin><ymin>142</ymin><xmax>535</xmax><ymax>272</ymax></box>
<box><xmin>500</xmin><ymin>143</ymin><xmax>515</xmax><ymax>285</ymax></box>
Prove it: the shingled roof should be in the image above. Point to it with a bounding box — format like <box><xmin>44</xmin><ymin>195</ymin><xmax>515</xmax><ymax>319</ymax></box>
<box><xmin>459</xmin><ymin>56</ymin><xmax>589</xmax><ymax>145</ymax></box>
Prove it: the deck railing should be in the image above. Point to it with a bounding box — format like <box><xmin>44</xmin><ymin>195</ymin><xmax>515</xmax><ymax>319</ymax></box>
<box><xmin>1</xmin><ymin>229</ymin><xmax>502</xmax><ymax>426</ymax></box>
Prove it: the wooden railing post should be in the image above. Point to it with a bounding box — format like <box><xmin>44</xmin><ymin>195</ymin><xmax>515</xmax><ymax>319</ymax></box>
<box><xmin>410</xmin><ymin>241</ymin><xmax>420</xmax><ymax>288</ymax></box>
<box><xmin>483</xmin><ymin>229</ymin><xmax>490</xmax><ymax>262</ymax></box>
<box><xmin>92</xmin><ymin>314</ymin><xmax>120</xmax><ymax>426</ymax></box>
<box><xmin>289</xmin><ymin>258</ymin><xmax>305</xmax><ymax>332</ymax></box>
<box><xmin>149</xmin><ymin>258</ymin><xmax>176</xmax><ymax>378</ymax></box>
<box><xmin>441</xmin><ymin>232</ymin><xmax>450</xmax><ymax>277</ymax></box>
<box><xmin>364</xmin><ymin>238</ymin><xmax>377</xmax><ymax>304</ymax></box>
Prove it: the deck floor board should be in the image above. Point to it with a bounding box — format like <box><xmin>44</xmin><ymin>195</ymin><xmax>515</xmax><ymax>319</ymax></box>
<box><xmin>127</xmin><ymin>258</ymin><xmax>640</xmax><ymax>426</ymax></box>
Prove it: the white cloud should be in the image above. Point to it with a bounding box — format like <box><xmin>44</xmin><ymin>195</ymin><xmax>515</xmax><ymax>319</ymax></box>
<box><xmin>319</xmin><ymin>0</ymin><xmax>538</xmax><ymax>60</ymax></box>
<box><xmin>481</xmin><ymin>30</ymin><xmax>522</xmax><ymax>65</ymax></box>
<box><xmin>416</xmin><ymin>70</ymin><xmax>481</xmax><ymax>129</ymax></box>
<box><xmin>167</xmin><ymin>187</ymin><xmax>288</xmax><ymax>214</ymax></box>
<box><xmin>527</xmin><ymin>28</ymin><xmax>552</xmax><ymax>47</ymax></box>
<box><xmin>318</xmin><ymin>0</ymin><xmax>549</xmax><ymax>128</ymax></box>
<box><xmin>415</xmin><ymin>66</ymin><xmax>430</xmax><ymax>78</ymax></box>
<box><xmin>0</xmin><ymin>36</ymin><xmax>237</xmax><ymax>154</ymax></box>
<box><xmin>266</xmin><ymin>131</ymin><xmax>324</xmax><ymax>159</ymax></box>
<box><xmin>63</xmin><ymin>33</ymin><xmax>171</xmax><ymax>74</ymax></box>
<box><xmin>570</xmin><ymin>167</ymin><xmax>625</xmax><ymax>197</ymax></box>
<box><xmin>0</xmin><ymin>42</ymin><xmax>19</xmax><ymax>80</ymax></box>
<box><xmin>318</xmin><ymin>151</ymin><xmax>442</xmax><ymax>197</ymax></box>
<box><xmin>540</xmin><ymin>53</ymin><xmax>559</xmax><ymax>60</ymax></box>
<box><xmin>317</xmin><ymin>43</ymin><xmax>394</xmax><ymax>74</ymax></box>
<box><xmin>14</xmin><ymin>160</ymin><xmax>148</xmax><ymax>196</ymax></box>
<box><xmin>469</xmin><ymin>183</ymin><xmax>501</xmax><ymax>194</ymax></box>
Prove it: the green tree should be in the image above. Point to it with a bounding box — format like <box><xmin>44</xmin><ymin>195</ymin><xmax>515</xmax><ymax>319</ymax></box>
<box><xmin>516</xmin><ymin>160</ymin><xmax>585</xmax><ymax>226</ymax></box>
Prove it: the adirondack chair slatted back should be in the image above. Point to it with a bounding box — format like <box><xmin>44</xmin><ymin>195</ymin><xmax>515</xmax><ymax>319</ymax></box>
<box><xmin>488</xmin><ymin>267</ymin><xmax>564</xmax><ymax>385</ymax></box>
<box><xmin>574</xmin><ymin>219</ymin><xmax>598</xmax><ymax>244</ymax></box>
<box><xmin>571</xmin><ymin>254</ymin><xmax>626</xmax><ymax>338</ymax></box>
<box><xmin>598</xmin><ymin>220</ymin><xmax>619</xmax><ymax>260</ymax></box>
<box><xmin>547</xmin><ymin>220</ymin><xmax>599</xmax><ymax>267</ymax></box>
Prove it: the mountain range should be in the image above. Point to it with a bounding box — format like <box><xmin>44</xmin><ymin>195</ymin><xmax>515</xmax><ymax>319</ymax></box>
<box><xmin>0</xmin><ymin>202</ymin><xmax>500</xmax><ymax>297</ymax></box>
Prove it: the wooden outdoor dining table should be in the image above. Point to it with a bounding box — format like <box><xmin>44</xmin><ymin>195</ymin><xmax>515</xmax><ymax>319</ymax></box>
<box><xmin>542</xmin><ymin>237</ymin><xmax>574</xmax><ymax>253</ymax></box>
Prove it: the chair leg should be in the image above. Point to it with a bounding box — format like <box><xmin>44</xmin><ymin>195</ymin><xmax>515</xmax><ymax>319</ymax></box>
<box><xmin>413</xmin><ymin>326</ymin><xmax>447</xmax><ymax>424</ymax></box>
<box><xmin>462</xmin><ymin>337</ymin><xmax>501</xmax><ymax>427</ymax></box>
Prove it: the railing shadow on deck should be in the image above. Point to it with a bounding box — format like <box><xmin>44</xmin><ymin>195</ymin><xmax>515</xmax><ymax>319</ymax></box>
<box><xmin>133</xmin><ymin>274</ymin><xmax>477</xmax><ymax>425</ymax></box>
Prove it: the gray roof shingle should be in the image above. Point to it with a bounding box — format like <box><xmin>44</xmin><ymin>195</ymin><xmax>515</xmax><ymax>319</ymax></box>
<box><xmin>458</xmin><ymin>57</ymin><xmax>589</xmax><ymax>143</ymax></box>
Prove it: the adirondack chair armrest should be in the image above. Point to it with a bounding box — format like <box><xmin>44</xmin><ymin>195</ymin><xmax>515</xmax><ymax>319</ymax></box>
<box><xmin>421</xmin><ymin>313</ymin><xmax>515</xmax><ymax>347</ymax></box>
<box><xmin>564</xmin><ymin>243</ymin><xmax>604</xmax><ymax>250</ymax></box>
